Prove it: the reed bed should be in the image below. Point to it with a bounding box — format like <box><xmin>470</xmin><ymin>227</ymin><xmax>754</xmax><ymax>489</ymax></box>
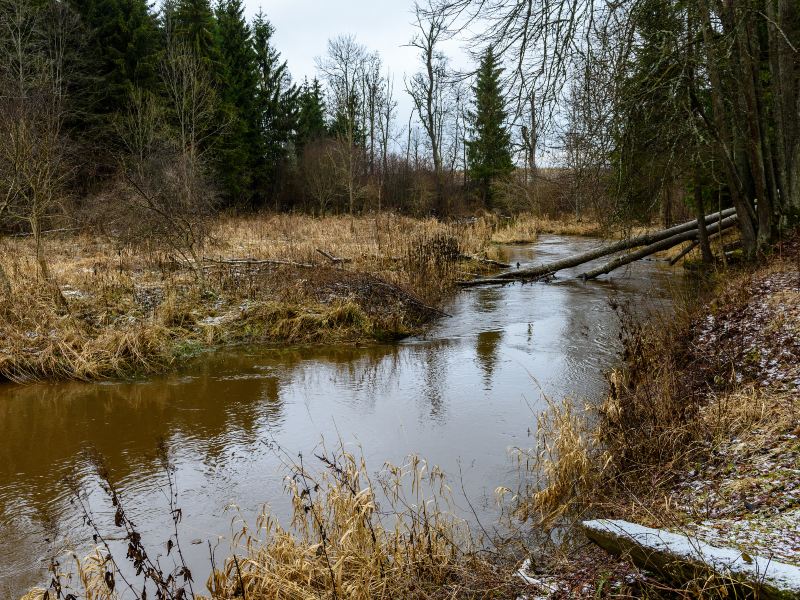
<box><xmin>491</xmin><ymin>215</ymin><xmax>604</xmax><ymax>243</ymax></box>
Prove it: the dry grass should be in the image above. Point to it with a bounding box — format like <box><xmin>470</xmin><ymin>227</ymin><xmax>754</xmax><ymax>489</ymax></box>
<box><xmin>490</xmin><ymin>214</ymin><xmax>603</xmax><ymax>244</ymax></box>
<box><xmin>22</xmin><ymin>448</ymin><xmax>524</xmax><ymax>600</ymax></box>
<box><xmin>489</xmin><ymin>212</ymin><xmax>668</xmax><ymax>245</ymax></box>
<box><xmin>516</xmin><ymin>231</ymin><xmax>800</xmax><ymax>594</ymax></box>
<box><xmin>0</xmin><ymin>214</ymin><xmax>508</xmax><ymax>383</ymax></box>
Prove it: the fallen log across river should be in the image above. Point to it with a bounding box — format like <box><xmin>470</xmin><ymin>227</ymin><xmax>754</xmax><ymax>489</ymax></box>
<box><xmin>459</xmin><ymin>207</ymin><xmax>738</xmax><ymax>287</ymax></box>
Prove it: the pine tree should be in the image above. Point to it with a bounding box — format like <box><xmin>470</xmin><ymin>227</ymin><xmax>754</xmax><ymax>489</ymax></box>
<box><xmin>214</xmin><ymin>0</ymin><xmax>259</xmax><ymax>204</ymax></box>
<box><xmin>466</xmin><ymin>47</ymin><xmax>514</xmax><ymax>208</ymax></box>
<box><xmin>252</xmin><ymin>11</ymin><xmax>298</xmax><ymax>206</ymax></box>
<box><xmin>296</xmin><ymin>78</ymin><xmax>327</xmax><ymax>150</ymax></box>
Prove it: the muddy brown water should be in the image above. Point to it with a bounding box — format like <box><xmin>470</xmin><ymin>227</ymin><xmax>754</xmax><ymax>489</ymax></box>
<box><xmin>0</xmin><ymin>235</ymin><xmax>683</xmax><ymax>597</ymax></box>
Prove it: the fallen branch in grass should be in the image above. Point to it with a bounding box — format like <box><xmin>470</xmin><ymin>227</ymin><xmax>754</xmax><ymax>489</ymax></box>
<box><xmin>316</xmin><ymin>248</ymin><xmax>352</xmax><ymax>264</ymax></box>
<box><xmin>11</xmin><ymin>227</ymin><xmax>81</xmax><ymax>237</ymax></box>
<box><xmin>458</xmin><ymin>254</ymin><xmax>512</xmax><ymax>268</ymax></box>
<box><xmin>203</xmin><ymin>256</ymin><xmax>315</xmax><ymax>268</ymax></box>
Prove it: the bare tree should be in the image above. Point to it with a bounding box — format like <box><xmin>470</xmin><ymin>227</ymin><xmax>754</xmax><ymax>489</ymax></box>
<box><xmin>376</xmin><ymin>69</ymin><xmax>398</xmax><ymax>212</ymax></box>
<box><xmin>300</xmin><ymin>139</ymin><xmax>339</xmax><ymax>215</ymax></box>
<box><xmin>0</xmin><ymin>0</ymin><xmax>77</xmax><ymax>308</ymax></box>
<box><xmin>362</xmin><ymin>52</ymin><xmax>384</xmax><ymax>176</ymax></box>
<box><xmin>115</xmin><ymin>41</ymin><xmax>219</xmax><ymax>277</ymax></box>
<box><xmin>317</xmin><ymin>35</ymin><xmax>368</xmax><ymax>215</ymax></box>
<box><xmin>406</xmin><ymin>0</ymin><xmax>453</xmax><ymax>215</ymax></box>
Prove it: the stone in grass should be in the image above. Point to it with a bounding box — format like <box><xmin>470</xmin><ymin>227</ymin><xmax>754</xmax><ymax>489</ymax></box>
<box><xmin>582</xmin><ymin>519</ymin><xmax>800</xmax><ymax>600</ymax></box>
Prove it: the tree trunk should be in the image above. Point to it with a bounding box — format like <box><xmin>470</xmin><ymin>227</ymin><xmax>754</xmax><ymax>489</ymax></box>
<box><xmin>767</xmin><ymin>0</ymin><xmax>800</xmax><ymax>224</ymax></box>
<box><xmin>662</xmin><ymin>183</ymin><xmax>673</xmax><ymax>228</ymax></box>
<box><xmin>694</xmin><ymin>171</ymin><xmax>714</xmax><ymax>264</ymax></box>
<box><xmin>579</xmin><ymin>215</ymin><xmax>738</xmax><ymax>280</ymax></box>
<box><xmin>698</xmin><ymin>0</ymin><xmax>759</xmax><ymax>257</ymax></box>
<box><xmin>734</xmin><ymin>5</ymin><xmax>773</xmax><ymax>249</ymax></box>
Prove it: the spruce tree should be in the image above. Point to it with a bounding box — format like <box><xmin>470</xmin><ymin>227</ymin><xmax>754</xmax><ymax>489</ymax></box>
<box><xmin>173</xmin><ymin>0</ymin><xmax>217</xmax><ymax>62</ymax></box>
<box><xmin>214</xmin><ymin>0</ymin><xmax>259</xmax><ymax>204</ymax></box>
<box><xmin>296</xmin><ymin>78</ymin><xmax>327</xmax><ymax>150</ymax></box>
<box><xmin>252</xmin><ymin>11</ymin><xmax>298</xmax><ymax>205</ymax></box>
<box><xmin>466</xmin><ymin>47</ymin><xmax>514</xmax><ymax>208</ymax></box>
<box><xmin>68</xmin><ymin>0</ymin><xmax>162</xmax><ymax>144</ymax></box>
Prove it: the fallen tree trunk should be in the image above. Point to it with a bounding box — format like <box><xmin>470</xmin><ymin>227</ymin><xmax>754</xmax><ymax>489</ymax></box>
<box><xmin>669</xmin><ymin>227</ymin><xmax>734</xmax><ymax>266</ymax></box>
<box><xmin>203</xmin><ymin>256</ymin><xmax>314</xmax><ymax>268</ymax></box>
<box><xmin>462</xmin><ymin>208</ymin><xmax>737</xmax><ymax>286</ymax></box>
<box><xmin>669</xmin><ymin>239</ymin><xmax>699</xmax><ymax>266</ymax></box>
<box><xmin>582</xmin><ymin>519</ymin><xmax>800</xmax><ymax>600</ymax></box>
<box><xmin>579</xmin><ymin>215</ymin><xmax>738</xmax><ymax>280</ymax></box>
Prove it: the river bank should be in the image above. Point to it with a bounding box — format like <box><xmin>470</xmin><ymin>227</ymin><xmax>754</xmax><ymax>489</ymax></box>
<box><xmin>0</xmin><ymin>212</ymin><xmax>631</xmax><ymax>384</ymax></box>
<box><xmin>0</xmin><ymin>214</ymin><xmax>494</xmax><ymax>383</ymax></box>
<box><xmin>523</xmin><ymin>230</ymin><xmax>800</xmax><ymax>597</ymax></box>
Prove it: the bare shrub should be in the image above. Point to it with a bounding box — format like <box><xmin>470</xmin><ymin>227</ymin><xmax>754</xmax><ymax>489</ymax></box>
<box><xmin>113</xmin><ymin>42</ymin><xmax>220</xmax><ymax>276</ymax></box>
<box><xmin>0</xmin><ymin>0</ymin><xmax>78</xmax><ymax>308</ymax></box>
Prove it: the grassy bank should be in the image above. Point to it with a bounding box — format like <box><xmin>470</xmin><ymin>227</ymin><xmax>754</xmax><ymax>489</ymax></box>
<box><xmin>1</xmin><ymin>211</ymin><xmax>633</xmax><ymax>384</ymax></box>
<box><xmin>0</xmin><ymin>214</ymin><xmax>514</xmax><ymax>383</ymax></box>
<box><xmin>520</xmin><ymin>231</ymin><xmax>800</xmax><ymax>596</ymax></box>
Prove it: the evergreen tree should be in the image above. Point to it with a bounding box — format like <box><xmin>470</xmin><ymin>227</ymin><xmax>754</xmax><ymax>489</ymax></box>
<box><xmin>328</xmin><ymin>89</ymin><xmax>364</xmax><ymax>146</ymax></box>
<box><xmin>296</xmin><ymin>78</ymin><xmax>327</xmax><ymax>149</ymax></box>
<box><xmin>614</xmin><ymin>0</ymin><xmax>688</xmax><ymax>221</ymax></box>
<box><xmin>466</xmin><ymin>47</ymin><xmax>513</xmax><ymax>208</ymax></box>
<box><xmin>173</xmin><ymin>0</ymin><xmax>217</xmax><ymax>62</ymax></box>
<box><xmin>252</xmin><ymin>11</ymin><xmax>298</xmax><ymax>205</ymax></box>
<box><xmin>68</xmin><ymin>0</ymin><xmax>162</xmax><ymax>143</ymax></box>
<box><xmin>214</xmin><ymin>0</ymin><xmax>259</xmax><ymax>204</ymax></box>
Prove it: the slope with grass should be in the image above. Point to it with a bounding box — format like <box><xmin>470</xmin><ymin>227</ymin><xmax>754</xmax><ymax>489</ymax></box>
<box><xmin>521</xmin><ymin>231</ymin><xmax>800</xmax><ymax>597</ymax></box>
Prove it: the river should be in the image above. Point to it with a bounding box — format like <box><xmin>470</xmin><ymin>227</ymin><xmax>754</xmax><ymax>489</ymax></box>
<box><xmin>0</xmin><ymin>235</ymin><xmax>682</xmax><ymax>597</ymax></box>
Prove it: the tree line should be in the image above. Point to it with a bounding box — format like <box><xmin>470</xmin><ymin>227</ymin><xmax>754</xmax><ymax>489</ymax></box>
<box><xmin>0</xmin><ymin>0</ymin><xmax>519</xmax><ymax>242</ymax></box>
<box><xmin>1</xmin><ymin>0</ymin><xmax>798</xmax><ymax>264</ymax></box>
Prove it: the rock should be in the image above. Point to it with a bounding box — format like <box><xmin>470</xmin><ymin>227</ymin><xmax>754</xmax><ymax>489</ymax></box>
<box><xmin>582</xmin><ymin>519</ymin><xmax>800</xmax><ymax>600</ymax></box>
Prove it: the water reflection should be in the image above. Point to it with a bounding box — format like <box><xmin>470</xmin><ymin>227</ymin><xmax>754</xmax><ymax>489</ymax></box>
<box><xmin>0</xmin><ymin>235</ymin><xmax>680</xmax><ymax>597</ymax></box>
<box><xmin>475</xmin><ymin>330</ymin><xmax>503</xmax><ymax>389</ymax></box>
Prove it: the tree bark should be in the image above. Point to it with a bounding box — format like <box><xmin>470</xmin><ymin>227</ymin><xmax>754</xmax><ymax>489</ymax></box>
<box><xmin>579</xmin><ymin>215</ymin><xmax>738</xmax><ymax>280</ymax></box>
<box><xmin>694</xmin><ymin>171</ymin><xmax>714</xmax><ymax>264</ymax></box>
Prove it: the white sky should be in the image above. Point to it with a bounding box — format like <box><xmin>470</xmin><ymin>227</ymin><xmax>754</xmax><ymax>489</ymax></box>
<box><xmin>246</xmin><ymin>0</ymin><xmax>473</xmax><ymax>128</ymax></box>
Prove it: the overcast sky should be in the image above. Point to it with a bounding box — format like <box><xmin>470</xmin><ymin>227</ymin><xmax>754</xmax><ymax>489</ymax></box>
<box><xmin>246</xmin><ymin>0</ymin><xmax>473</xmax><ymax>124</ymax></box>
